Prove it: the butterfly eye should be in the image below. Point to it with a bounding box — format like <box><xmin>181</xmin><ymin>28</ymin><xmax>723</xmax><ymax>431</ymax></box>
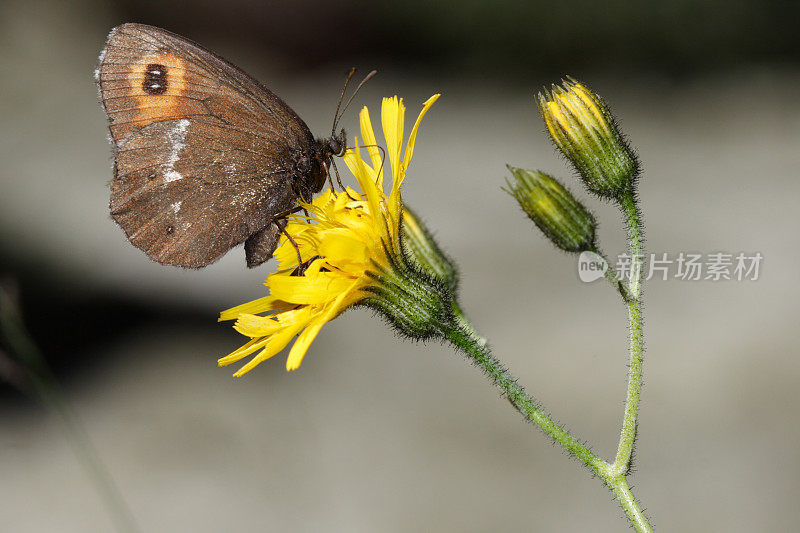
<box><xmin>327</xmin><ymin>137</ymin><xmax>344</xmax><ymax>157</ymax></box>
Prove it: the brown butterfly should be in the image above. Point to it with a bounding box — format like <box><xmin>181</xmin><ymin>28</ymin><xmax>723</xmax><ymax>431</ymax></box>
<box><xmin>95</xmin><ymin>23</ymin><xmax>366</xmax><ymax>268</ymax></box>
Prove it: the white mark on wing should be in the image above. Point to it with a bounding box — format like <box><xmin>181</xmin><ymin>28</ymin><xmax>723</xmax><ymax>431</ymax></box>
<box><xmin>171</xmin><ymin>201</ymin><xmax>182</xmax><ymax>214</ymax></box>
<box><xmin>163</xmin><ymin>119</ymin><xmax>191</xmax><ymax>183</ymax></box>
<box><xmin>94</xmin><ymin>49</ymin><xmax>106</xmax><ymax>83</ymax></box>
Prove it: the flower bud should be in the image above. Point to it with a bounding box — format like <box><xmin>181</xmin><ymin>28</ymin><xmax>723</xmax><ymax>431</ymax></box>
<box><xmin>537</xmin><ymin>78</ymin><xmax>638</xmax><ymax>198</ymax></box>
<box><xmin>505</xmin><ymin>166</ymin><xmax>596</xmax><ymax>253</ymax></box>
<box><xmin>401</xmin><ymin>207</ymin><xmax>458</xmax><ymax>291</ymax></box>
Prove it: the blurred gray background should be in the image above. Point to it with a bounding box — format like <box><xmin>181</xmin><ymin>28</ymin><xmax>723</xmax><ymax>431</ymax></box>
<box><xmin>1</xmin><ymin>0</ymin><xmax>798</xmax><ymax>531</ymax></box>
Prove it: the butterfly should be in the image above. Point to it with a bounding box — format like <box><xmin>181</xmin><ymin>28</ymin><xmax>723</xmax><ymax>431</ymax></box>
<box><xmin>95</xmin><ymin>23</ymin><xmax>361</xmax><ymax>268</ymax></box>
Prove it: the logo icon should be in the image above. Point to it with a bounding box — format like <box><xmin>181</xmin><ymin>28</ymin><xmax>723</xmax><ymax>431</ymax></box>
<box><xmin>578</xmin><ymin>251</ymin><xmax>608</xmax><ymax>282</ymax></box>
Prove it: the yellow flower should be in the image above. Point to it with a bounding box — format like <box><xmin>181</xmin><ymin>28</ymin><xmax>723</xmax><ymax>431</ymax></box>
<box><xmin>218</xmin><ymin>94</ymin><xmax>440</xmax><ymax>376</ymax></box>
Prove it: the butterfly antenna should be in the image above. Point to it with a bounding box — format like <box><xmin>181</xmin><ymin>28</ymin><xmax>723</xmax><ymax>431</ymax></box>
<box><xmin>333</xmin><ymin>69</ymin><xmax>378</xmax><ymax>134</ymax></box>
<box><xmin>332</xmin><ymin>68</ymin><xmax>357</xmax><ymax>137</ymax></box>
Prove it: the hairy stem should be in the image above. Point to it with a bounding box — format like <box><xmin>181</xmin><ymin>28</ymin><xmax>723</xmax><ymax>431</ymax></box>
<box><xmin>607</xmin><ymin>472</ymin><xmax>653</xmax><ymax>532</ymax></box>
<box><xmin>613</xmin><ymin>191</ymin><xmax>645</xmax><ymax>474</ymax></box>
<box><xmin>441</xmin><ymin>317</ymin><xmax>607</xmax><ymax>476</ymax></box>
<box><xmin>441</xmin><ymin>311</ymin><xmax>652</xmax><ymax>531</ymax></box>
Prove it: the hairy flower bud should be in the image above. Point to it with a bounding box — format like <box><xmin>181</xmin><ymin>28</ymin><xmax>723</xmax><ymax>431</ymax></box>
<box><xmin>505</xmin><ymin>166</ymin><xmax>596</xmax><ymax>253</ymax></box>
<box><xmin>537</xmin><ymin>78</ymin><xmax>638</xmax><ymax>198</ymax></box>
<box><xmin>401</xmin><ymin>207</ymin><xmax>458</xmax><ymax>291</ymax></box>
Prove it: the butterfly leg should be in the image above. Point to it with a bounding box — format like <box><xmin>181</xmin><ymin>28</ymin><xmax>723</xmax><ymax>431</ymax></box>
<box><xmin>329</xmin><ymin>159</ymin><xmax>358</xmax><ymax>201</ymax></box>
<box><xmin>272</xmin><ymin>223</ymin><xmax>323</xmax><ymax>276</ymax></box>
<box><xmin>278</xmin><ymin>225</ymin><xmax>305</xmax><ymax>272</ymax></box>
<box><xmin>244</xmin><ymin>218</ymin><xmax>287</xmax><ymax>268</ymax></box>
<box><xmin>291</xmin><ymin>255</ymin><xmax>323</xmax><ymax>277</ymax></box>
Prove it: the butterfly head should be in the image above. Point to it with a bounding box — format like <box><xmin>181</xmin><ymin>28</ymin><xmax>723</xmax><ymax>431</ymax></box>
<box><xmin>324</xmin><ymin>128</ymin><xmax>347</xmax><ymax>159</ymax></box>
<box><xmin>302</xmin><ymin>129</ymin><xmax>347</xmax><ymax>196</ymax></box>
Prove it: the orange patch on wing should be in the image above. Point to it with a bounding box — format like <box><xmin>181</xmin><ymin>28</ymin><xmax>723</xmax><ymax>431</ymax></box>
<box><xmin>126</xmin><ymin>53</ymin><xmax>191</xmax><ymax>127</ymax></box>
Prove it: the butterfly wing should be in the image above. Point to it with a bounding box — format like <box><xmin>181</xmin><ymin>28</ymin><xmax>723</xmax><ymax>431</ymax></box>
<box><xmin>96</xmin><ymin>23</ymin><xmax>316</xmax><ymax>267</ymax></box>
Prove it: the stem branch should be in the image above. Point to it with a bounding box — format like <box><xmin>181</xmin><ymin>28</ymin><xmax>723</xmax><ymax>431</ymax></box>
<box><xmin>442</xmin><ymin>312</ymin><xmax>652</xmax><ymax>531</ymax></box>
<box><xmin>592</xmin><ymin>247</ymin><xmax>631</xmax><ymax>302</ymax></box>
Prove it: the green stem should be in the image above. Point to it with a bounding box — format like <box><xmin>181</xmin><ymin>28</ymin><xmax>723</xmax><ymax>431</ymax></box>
<box><xmin>452</xmin><ymin>301</ymin><xmax>487</xmax><ymax>347</ymax></box>
<box><xmin>441</xmin><ymin>314</ymin><xmax>652</xmax><ymax>531</ymax></box>
<box><xmin>0</xmin><ymin>287</ymin><xmax>139</xmax><ymax>533</ymax></box>
<box><xmin>440</xmin><ymin>317</ymin><xmax>607</xmax><ymax>477</ymax></box>
<box><xmin>613</xmin><ymin>191</ymin><xmax>645</xmax><ymax>474</ymax></box>
<box><xmin>608</xmin><ymin>473</ymin><xmax>652</xmax><ymax>532</ymax></box>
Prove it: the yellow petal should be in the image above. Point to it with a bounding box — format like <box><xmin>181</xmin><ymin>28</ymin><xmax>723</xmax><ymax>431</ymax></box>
<box><xmin>233</xmin><ymin>307</ymin><xmax>312</xmax><ymax>337</ymax></box>
<box><xmin>358</xmin><ymin>106</ymin><xmax>384</xmax><ymax>187</ymax></box>
<box><xmin>285</xmin><ymin>280</ymin><xmax>363</xmax><ymax>371</ymax></box>
<box><xmin>397</xmin><ymin>94</ymin><xmax>440</xmax><ymax>196</ymax></box>
<box><xmin>348</xmin><ymin>141</ymin><xmax>382</xmax><ymax>230</ymax></box>
<box><xmin>381</xmin><ymin>96</ymin><xmax>404</xmax><ymax>185</ymax></box>
<box><xmin>233</xmin><ymin>314</ymin><xmax>283</xmax><ymax>337</ymax></box>
<box><xmin>285</xmin><ymin>322</ymin><xmax>323</xmax><ymax>371</ymax></box>
<box><xmin>318</xmin><ymin>228</ymin><xmax>369</xmax><ymax>265</ymax></box>
<box><xmin>344</xmin><ymin>139</ymin><xmax>379</xmax><ymax>189</ymax></box>
<box><xmin>218</xmin><ymin>337</ymin><xmax>271</xmax><ymax>365</ymax></box>
<box><xmin>232</xmin><ymin>321</ymin><xmax>306</xmax><ymax>376</ymax></box>
<box><xmin>219</xmin><ymin>296</ymin><xmax>278</xmax><ymax>322</ymax></box>
<box><xmin>268</xmin><ymin>273</ymin><xmax>356</xmax><ymax>305</ymax></box>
